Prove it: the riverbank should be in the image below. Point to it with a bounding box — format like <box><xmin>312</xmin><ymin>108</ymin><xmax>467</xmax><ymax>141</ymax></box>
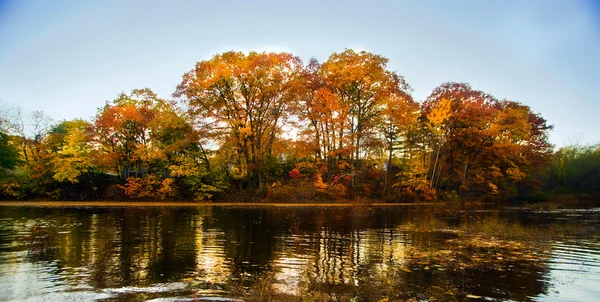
<box><xmin>0</xmin><ymin>200</ymin><xmax>446</xmax><ymax>207</ymax></box>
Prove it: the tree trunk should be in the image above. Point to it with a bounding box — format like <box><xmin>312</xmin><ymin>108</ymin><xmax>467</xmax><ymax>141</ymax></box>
<box><xmin>257</xmin><ymin>169</ymin><xmax>267</xmax><ymax>198</ymax></box>
<box><xmin>460</xmin><ymin>154</ymin><xmax>470</xmax><ymax>193</ymax></box>
<box><xmin>199</xmin><ymin>143</ymin><xmax>211</xmax><ymax>172</ymax></box>
<box><xmin>355</xmin><ymin>134</ymin><xmax>361</xmax><ymax>162</ymax></box>
<box><xmin>385</xmin><ymin>130</ymin><xmax>394</xmax><ymax>196</ymax></box>
<box><xmin>430</xmin><ymin>143</ymin><xmax>442</xmax><ymax>189</ymax></box>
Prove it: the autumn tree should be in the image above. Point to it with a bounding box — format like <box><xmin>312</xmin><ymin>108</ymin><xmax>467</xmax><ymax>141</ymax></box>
<box><xmin>297</xmin><ymin>58</ymin><xmax>327</xmax><ymax>160</ymax></box>
<box><xmin>93</xmin><ymin>89</ymin><xmax>163</xmax><ymax>179</ymax></box>
<box><xmin>320</xmin><ymin>49</ymin><xmax>411</xmax><ymax>162</ymax></box>
<box><xmin>297</xmin><ymin>58</ymin><xmax>353</xmax><ymax>183</ymax></box>
<box><xmin>378</xmin><ymin>93</ymin><xmax>419</xmax><ymax>194</ymax></box>
<box><xmin>420</xmin><ymin>82</ymin><xmax>552</xmax><ymax>198</ymax></box>
<box><xmin>0</xmin><ymin>50</ymin><xmax>558</xmax><ymax>202</ymax></box>
<box><xmin>175</xmin><ymin>51</ymin><xmax>303</xmax><ymax>197</ymax></box>
<box><xmin>92</xmin><ymin>89</ymin><xmax>220</xmax><ymax>200</ymax></box>
<box><xmin>47</xmin><ymin>119</ymin><xmax>95</xmax><ymax>183</ymax></box>
<box><xmin>420</xmin><ymin>83</ymin><xmax>498</xmax><ymax>193</ymax></box>
<box><xmin>486</xmin><ymin>100</ymin><xmax>553</xmax><ymax>197</ymax></box>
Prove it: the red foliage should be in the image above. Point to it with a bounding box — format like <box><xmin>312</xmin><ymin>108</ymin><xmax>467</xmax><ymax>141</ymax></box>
<box><xmin>288</xmin><ymin>169</ymin><xmax>301</xmax><ymax>179</ymax></box>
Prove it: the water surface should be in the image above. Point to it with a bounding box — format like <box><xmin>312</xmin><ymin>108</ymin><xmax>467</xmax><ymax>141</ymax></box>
<box><xmin>0</xmin><ymin>205</ymin><xmax>598</xmax><ymax>301</ymax></box>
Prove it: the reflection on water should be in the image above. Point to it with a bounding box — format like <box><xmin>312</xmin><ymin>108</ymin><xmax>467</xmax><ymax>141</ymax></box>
<box><xmin>0</xmin><ymin>205</ymin><xmax>598</xmax><ymax>301</ymax></box>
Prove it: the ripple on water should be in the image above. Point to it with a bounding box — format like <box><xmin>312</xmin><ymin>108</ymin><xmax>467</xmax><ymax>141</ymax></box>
<box><xmin>20</xmin><ymin>291</ymin><xmax>114</xmax><ymax>302</ymax></box>
<box><xmin>535</xmin><ymin>239</ymin><xmax>600</xmax><ymax>301</ymax></box>
<box><xmin>102</xmin><ymin>282</ymin><xmax>189</xmax><ymax>294</ymax></box>
<box><xmin>2</xmin><ymin>205</ymin><xmax>600</xmax><ymax>301</ymax></box>
<box><xmin>146</xmin><ymin>297</ymin><xmax>244</xmax><ymax>302</ymax></box>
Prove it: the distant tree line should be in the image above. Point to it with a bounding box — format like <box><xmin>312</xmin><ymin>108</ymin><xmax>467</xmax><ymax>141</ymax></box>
<box><xmin>1</xmin><ymin>49</ymin><xmax>582</xmax><ymax>202</ymax></box>
<box><xmin>542</xmin><ymin>144</ymin><xmax>600</xmax><ymax>195</ymax></box>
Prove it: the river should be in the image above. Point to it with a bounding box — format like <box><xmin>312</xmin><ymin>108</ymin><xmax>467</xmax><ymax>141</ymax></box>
<box><xmin>0</xmin><ymin>204</ymin><xmax>598</xmax><ymax>301</ymax></box>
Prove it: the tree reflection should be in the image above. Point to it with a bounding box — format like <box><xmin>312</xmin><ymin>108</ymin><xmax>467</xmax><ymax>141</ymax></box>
<box><xmin>0</xmin><ymin>205</ymin><xmax>567</xmax><ymax>300</ymax></box>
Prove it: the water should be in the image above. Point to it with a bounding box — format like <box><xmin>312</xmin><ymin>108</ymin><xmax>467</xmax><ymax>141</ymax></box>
<box><xmin>0</xmin><ymin>205</ymin><xmax>598</xmax><ymax>301</ymax></box>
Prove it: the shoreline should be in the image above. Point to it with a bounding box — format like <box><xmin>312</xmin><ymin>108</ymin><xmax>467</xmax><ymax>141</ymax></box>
<box><xmin>0</xmin><ymin>200</ymin><xmax>445</xmax><ymax>208</ymax></box>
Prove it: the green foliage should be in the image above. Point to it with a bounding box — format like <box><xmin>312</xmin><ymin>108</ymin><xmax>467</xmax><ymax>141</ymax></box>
<box><xmin>544</xmin><ymin>144</ymin><xmax>600</xmax><ymax>194</ymax></box>
<box><xmin>0</xmin><ymin>131</ymin><xmax>19</xmax><ymax>172</ymax></box>
<box><xmin>169</xmin><ymin>156</ymin><xmax>228</xmax><ymax>200</ymax></box>
<box><xmin>0</xmin><ymin>168</ymin><xmax>30</xmax><ymax>199</ymax></box>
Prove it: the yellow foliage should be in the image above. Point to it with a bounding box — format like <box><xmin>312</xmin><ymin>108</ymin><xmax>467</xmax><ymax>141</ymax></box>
<box><xmin>489</xmin><ymin>107</ymin><xmax>532</xmax><ymax>142</ymax></box>
<box><xmin>314</xmin><ymin>171</ymin><xmax>328</xmax><ymax>189</ymax></box>
<box><xmin>428</xmin><ymin>98</ymin><xmax>452</xmax><ymax>129</ymax></box>
<box><xmin>238</xmin><ymin>124</ymin><xmax>252</xmax><ymax>137</ymax></box>
<box><xmin>329</xmin><ymin>183</ymin><xmax>347</xmax><ymax>196</ymax></box>
<box><xmin>158</xmin><ymin>177</ymin><xmax>176</xmax><ymax>198</ymax></box>
<box><xmin>337</xmin><ymin>160</ymin><xmax>353</xmax><ymax>170</ymax></box>
<box><xmin>1</xmin><ymin>181</ymin><xmax>25</xmax><ymax>199</ymax></box>
<box><xmin>119</xmin><ymin>175</ymin><xmax>177</xmax><ymax>200</ymax></box>
<box><xmin>294</xmin><ymin>161</ymin><xmax>317</xmax><ymax>176</ymax></box>
<box><xmin>51</xmin><ymin>119</ymin><xmax>94</xmax><ymax>183</ymax></box>
<box><xmin>488</xmin><ymin>182</ymin><xmax>499</xmax><ymax>195</ymax></box>
<box><xmin>489</xmin><ymin>165</ymin><xmax>503</xmax><ymax>178</ymax></box>
<box><xmin>168</xmin><ymin>156</ymin><xmax>204</xmax><ymax>178</ymax></box>
<box><xmin>228</xmin><ymin>166</ymin><xmax>247</xmax><ymax>180</ymax></box>
<box><xmin>506</xmin><ymin>167</ymin><xmax>525</xmax><ymax>181</ymax></box>
<box><xmin>133</xmin><ymin>144</ymin><xmax>166</xmax><ymax>163</ymax></box>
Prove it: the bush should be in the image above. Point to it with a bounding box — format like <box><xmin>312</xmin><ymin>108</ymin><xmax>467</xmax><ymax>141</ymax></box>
<box><xmin>119</xmin><ymin>175</ymin><xmax>178</xmax><ymax>200</ymax></box>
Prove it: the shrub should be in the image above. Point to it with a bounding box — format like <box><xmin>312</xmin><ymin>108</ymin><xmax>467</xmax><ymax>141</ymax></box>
<box><xmin>119</xmin><ymin>175</ymin><xmax>178</xmax><ymax>200</ymax></box>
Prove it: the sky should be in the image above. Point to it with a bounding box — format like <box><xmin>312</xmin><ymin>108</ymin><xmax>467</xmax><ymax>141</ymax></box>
<box><xmin>0</xmin><ymin>0</ymin><xmax>599</xmax><ymax>147</ymax></box>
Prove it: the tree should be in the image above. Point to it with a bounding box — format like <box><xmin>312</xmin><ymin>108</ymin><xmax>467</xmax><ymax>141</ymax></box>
<box><xmin>0</xmin><ymin>131</ymin><xmax>19</xmax><ymax>172</ymax></box>
<box><xmin>93</xmin><ymin>88</ymin><xmax>222</xmax><ymax>200</ymax></box>
<box><xmin>421</xmin><ymin>83</ymin><xmax>498</xmax><ymax>193</ymax></box>
<box><xmin>547</xmin><ymin>144</ymin><xmax>600</xmax><ymax>194</ymax></box>
<box><xmin>297</xmin><ymin>59</ymin><xmax>353</xmax><ymax>181</ymax></box>
<box><xmin>93</xmin><ymin>89</ymin><xmax>163</xmax><ymax>179</ymax></box>
<box><xmin>2</xmin><ymin>108</ymin><xmax>52</xmax><ymax>164</ymax></box>
<box><xmin>378</xmin><ymin>93</ymin><xmax>418</xmax><ymax>194</ymax></box>
<box><xmin>0</xmin><ymin>107</ymin><xmax>56</xmax><ymax>199</ymax></box>
<box><xmin>175</xmin><ymin>51</ymin><xmax>303</xmax><ymax>197</ymax></box>
<box><xmin>487</xmin><ymin>100</ymin><xmax>553</xmax><ymax>197</ymax></box>
<box><xmin>0</xmin><ymin>108</ymin><xmax>19</xmax><ymax>172</ymax></box>
<box><xmin>320</xmin><ymin>49</ymin><xmax>411</xmax><ymax>162</ymax></box>
<box><xmin>420</xmin><ymin>83</ymin><xmax>552</xmax><ymax>198</ymax></box>
<box><xmin>48</xmin><ymin>119</ymin><xmax>94</xmax><ymax>183</ymax></box>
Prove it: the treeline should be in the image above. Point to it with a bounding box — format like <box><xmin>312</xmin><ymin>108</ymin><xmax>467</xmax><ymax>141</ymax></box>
<box><xmin>0</xmin><ymin>49</ymin><xmax>570</xmax><ymax>202</ymax></box>
<box><xmin>543</xmin><ymin>144</ymin><xmax>600</xmax><ymax>195</ymax></box>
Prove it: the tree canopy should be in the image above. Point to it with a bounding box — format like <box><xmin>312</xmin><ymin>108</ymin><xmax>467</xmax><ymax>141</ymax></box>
<box><xmin>0</xmin><ymin>49</ymin><xmax>564</xmax><ymax>202</ymax></box>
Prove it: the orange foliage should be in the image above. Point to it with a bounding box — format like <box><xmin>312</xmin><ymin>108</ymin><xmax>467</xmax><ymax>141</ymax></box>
<box><xmin>119</xmin><ymin>175</ymin><xmax>177</xmax><ymax>200</ymax></box>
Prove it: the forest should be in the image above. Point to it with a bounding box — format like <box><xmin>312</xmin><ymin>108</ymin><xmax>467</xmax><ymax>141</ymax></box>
<box><xmin>0</xmin><ymin>49</ymin><xmax>597</xmax><ymax>202</ymax></box>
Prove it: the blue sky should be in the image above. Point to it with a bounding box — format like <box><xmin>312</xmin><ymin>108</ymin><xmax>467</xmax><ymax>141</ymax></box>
<box><xmin>0</xmin><ymin>0</ymin><xmax>599</xmax><ymax>147</ymax></box>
